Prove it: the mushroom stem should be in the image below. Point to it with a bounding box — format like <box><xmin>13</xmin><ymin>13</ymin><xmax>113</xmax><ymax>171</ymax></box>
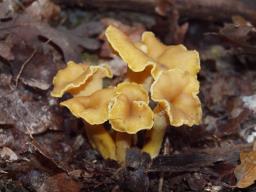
<box><xmin>84</xmin><ymin>123</ymin><xmax>117</xmax><ymax>160</ymax></box>
<box><xmin>115</xmin><ymin>132</ymin><xmax>132</xmax><ymax>163</ymax></box>
<box><xmin>142</xmin><ymin>106</ymin><xmax>169</xmax><ymax>158</ymax></box>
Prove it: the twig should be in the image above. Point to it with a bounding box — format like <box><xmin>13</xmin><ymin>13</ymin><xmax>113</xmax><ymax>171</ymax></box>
<box><xmin>14</xmin><ymin>49</ymin><xmax>37</xmax><ymax>87</ymax></box>
<box><xmin>53</xmin><ymin>0</ymin><xmax>256</xmax><ymax>25</ymax></box>
<box><xmin>158</xmin><ymin>138</ymin><xmax>171</xmax><ymax>192</ymax></box>
<box><xmin>150</xmin><ymin>143</ymin><xmax>252</xmax><ymax>173</ymax></box>
<box><xmin>14</xmin><ymin>39</ymin><xmax>51</xmax><ymax>87</ymax></box>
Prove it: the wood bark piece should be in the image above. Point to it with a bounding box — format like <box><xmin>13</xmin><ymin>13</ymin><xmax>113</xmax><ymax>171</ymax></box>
<box><xmin>150</xmin><ymin>144</ymin><xmax>252</xmax><ymax>173</ymax></box>
<box><xmin>53</xmin><ymin>0</ymin><xmax>256</xmax><ymax>25</ymax></box>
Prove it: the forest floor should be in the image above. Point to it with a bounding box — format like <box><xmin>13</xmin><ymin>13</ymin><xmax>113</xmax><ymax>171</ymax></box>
<box><xmin>0</xmin><ymin>0</ymin><xmax>256</xmax><ymax>191</ymax></box>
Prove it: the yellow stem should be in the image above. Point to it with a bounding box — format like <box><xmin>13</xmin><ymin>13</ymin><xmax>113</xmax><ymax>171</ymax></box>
<box><xmin>142</xmin><ymin>106</ymin><xmax>168</xmax><ymax>158</ymax></box>
<box><xmin>115</xmin><ymin>132</ymin><xmax>132</xmax><ymax>163</ymax></box>
<box><xmin>84</xmin><ymin>123</ymin><xmax>117</xmax><ymax>160</ymax></box>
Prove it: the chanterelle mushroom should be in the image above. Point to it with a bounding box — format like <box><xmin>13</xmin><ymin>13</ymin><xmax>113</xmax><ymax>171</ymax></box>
<box><xmin>51</xmin><ymin>61</ymin><xmax>116</xmax><ymax>160</ymax></box>
<box><xmin>51</xmin><ymin>25</ymin><xmax>202</xmax><ymax>163</ymax></box>
<box><xmin>142</xmin><ymin>69</ymin><xmax>201</xmax><ymax>157</ymax></box>
<box><xmin>109</xmin><ymin>82</ymin><xmax>154</xmax><ymax>134</ymax></box>
<box><xmin>106</xmin><ymin>25</ymin><xmax>202</xmax><ymax>158</ymax></box>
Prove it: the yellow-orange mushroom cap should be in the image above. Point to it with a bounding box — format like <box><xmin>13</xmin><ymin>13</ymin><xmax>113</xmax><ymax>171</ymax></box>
<box><xmin>141</xmin><ymin>32</ymin><xmax>166</xmax><ymax>59</ymax></box>
<box><xmin>51</xmin><ymin>61</ymin><xmax>112</xmax><ymax>97</ymax></box>
<box><xmin>109</xmin><ymin>82</ymin><xmax>154</xmax><ymax>134</ymax></box>
<box><xmin>61</xmin><ymin>88</ymin><xmax>115</xmax><ymax>125</ymax></box>
<box><xmin>141</xmin><ymin>32</ymin><xmax>200</xmax><ymax>77</ymax></box>
<box><xmin>105</xmin><ymin>25</ymin><xmax>156</xmax><ymax>73</ymax></box>
<box><xmin>126</xmin><ymin>68</ymin><xmax>153</xmax><ymax>91</ymax></box>
<box><xmin>105</xmin><ymin>25</ymin><xmax>200</xmax><ymax>82</ymax></box>
<box><xmin>151</xmin><ymin>69</ymin><xmax>202</xmax><ymax>126</ymax></box>
<box><xmin>69</xmin><ymin>64</ymin><xmax>113</xmax><ymax>97</ymax></box>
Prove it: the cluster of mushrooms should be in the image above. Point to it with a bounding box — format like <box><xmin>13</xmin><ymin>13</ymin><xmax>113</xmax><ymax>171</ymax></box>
<box><xmin>51</xmin><ymin>25</ymin><xmax>202</xmax><ymax>163</ymax></box>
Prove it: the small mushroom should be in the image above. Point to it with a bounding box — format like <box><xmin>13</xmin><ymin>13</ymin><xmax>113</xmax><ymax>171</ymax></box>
<box><xmin>109</xmin><ymin>82</ymin><xmax>154</xmax><ymax>162</ymax></box>
<box><xmin>51</xmin><ymin>62</ymin><xmax>116</xmax><ymax>160</ymax></box>
<box><xmin>151</xmin><ymin>69</ymin><xmax>201</xmax><ymax>126</ymax></box>
<box><xmin>85</xmin><ymin>123</ymin><xmax>116</xmax><ymax>160</ymax></box>
<box><xmin>115</xmin><ymin>132</ymin><xmax>133</xmax><ymax>163</ymax></box>
<box><xmin>141</xmin><ymin>32</ymin><xmax>200</xmax><ymax>77</ymax></box>
<box><xmin>60</xmin><ymin>88</ymin><xmax>117</xmax><ymax>160</ymax></box>
<box><xmin>51</xmin><ymin>61</ymin><xmax>112</xmax><ymax>97</ymax></box>
<box><xmin>109</xmin><ymin>82</ymin><xmax>154</xmax><ymax>134</ymax></box>
<box><xmin>142</xmin><ymin>105</ymin><xmax>168</xmax><ymax>158</ymax></box>
<box><xmin>51</xmin><ymin>26</ymin><xmax>202</xmax><ymax>162</ymax></box>
<box><xmin>142</xmin><ymin>69</ymin><xmax>202</xmax><ymax>158</ymax></box>
<box><xmin>105</xmin><ymin>25</ymin><xmax>200</xmax><ymax>80</ymax></box>
<box><xmin>105</xmin><ymin>25</ymin><xmax>156</xmax><ymax>73</ymax></box>
<box><xmin>61</xmin><ymin>88</ymin><xmax>115</xmax><ymax>124</ymax></box>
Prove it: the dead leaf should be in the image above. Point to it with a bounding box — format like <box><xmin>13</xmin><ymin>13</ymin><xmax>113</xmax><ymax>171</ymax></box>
<box><xmin>9</xmin><ymin>39</ymin><xmax>62</xmax><ymax>90</ymax></box>
<box><xmin>0</xmin><ymin>129</ymin><xmax>14</xmax><ymax>147</ymax></box>
<box><xmin>32</xmin><ymin>133</ymin><xmax>72</xmax><ymax>172</ymax></box>
<box><xmin>0</xmin><ymin>147</ymin><xmax>18</xmax><ymax>162</ymax></box>
<box><xmin>106</xmin><ymin>55</ymin><xmax>127</xmax><ymax>76</ymax></box>
<box><xmin>26</xmin><ymin>0</ymin><xmax>60</xmax><ymax>21</ymax></box>
<box><xmin>234</xmin><ymin>151</ymin><xmax>256</xmax><ymax>188</ymax></box>
<box><xmin>218</xmin><ymin>22</ymin><xmax>256</xmax><ymax>55</ymax></box>
<box><xmin>0</xmin><ymin>41</ymin><xmax>14</xmax><ymax>60</ymax></box>
<box><xmin>155</xmin><ymin>0</ymin><xmax>172</xmax><ymax>16</ymax></box>
<box><xmin>0</xmin><ymin>73</ymin><xmax>63</xmax><ymax>135</ymax></box>
<box><xmin>0</xmin><ymin>13</ymin><xmax>100</xmax><ymax>62</ymax></box>
<box><xmin>0</xmin><ymin>179</ymin><xmax>30</xmax><ymax>192</ymax></box>
<box><xmin>38</xmin><ymin>173</ymin><xmax>80</xmax><ymax>192</ymax></box>
<box><xmin>100</xmin><ymin>18</ymin><xmax>145</xmax><ymax>58</ymax></box>
<box><xmin>242</xmin><ymin>95</ymin><xmax>256</xmax><ymax>113</ymax></box>
<box><xmin>72</xmin><ymin>21</ymin><xmax>104</xmax><ymax>37</ymax></box>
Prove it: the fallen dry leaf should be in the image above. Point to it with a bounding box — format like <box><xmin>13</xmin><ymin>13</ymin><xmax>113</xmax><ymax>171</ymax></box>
<box><xmin>38</xmin><ymin>173</ymin><xmax>80</xmax><ymax>192</ymax></box>
<box><xmin>9</xmin><ymin>38</ymin><xmax>63</xmax><ymax>90</ymax></box>
<box><xmin>106</xmin><ymin>55</ymin><xmax>127</xmax><ymax>76</ymax></box>
<box><xmin>0</xmin><ymin>42</ymin><xmax>14</xmax><ymax>60</ymax></box>
<box><xmin>242</xmin><ymin>95</ymin><xmax>256</xmax><ymax>113</ymax></box>
<box><xmin>234</xmin><ymin>151</ymin><xmax>256</xmax><ymax>188</ymax></box>
<box><xmin>26</xmin><ymin>0</ymin><xmax>60</xmax><ymax>21</ymax></box>
<box><xmin>0</xmin><ymin>147</ymin><xmax>18</xmax><ymax>162</ymax></box>
<box><xmin>0</xmin><ymin>13</ymin><xmax>100</xmax><ymax>62</ymax></box>
<box><xmin>0</xmin><ymin>73</ymin><xmax>63</xmax><ymax>135</ymax></box>
<box><xmin>218</xmin><ymin>21</ymin><xmax>256</xmax><ymax>55</ymax></box>
<box><xmin>100</xmin><ymin>18</ymin><xmax>145</xmax><ymax>58</ymax></box>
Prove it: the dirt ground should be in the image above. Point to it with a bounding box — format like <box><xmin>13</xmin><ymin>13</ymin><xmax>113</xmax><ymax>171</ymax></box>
<box><xmin>0</xmin><ymin>0</ymin><xmax>256</xmax><ymax>191</ymax></box>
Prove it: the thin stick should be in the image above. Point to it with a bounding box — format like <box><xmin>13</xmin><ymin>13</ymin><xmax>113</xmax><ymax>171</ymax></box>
<box><xmin>158</xmin><ymin>138</ymin><xmax>171</xmax><ymax>192</ymax></box>
<box><xmin>14</xmin><ymin>39</ymin><xmax>51</xmax><ymax>87</ymax></box>
<box><xmin>53</xmin><ymin>0</ymin><xmax>256</xmax><ymax>25</ymax></box>
<box><xmin>15</xmin><ymin>49</ymin><xmax>37</xmax><ymax>87</ymax></box>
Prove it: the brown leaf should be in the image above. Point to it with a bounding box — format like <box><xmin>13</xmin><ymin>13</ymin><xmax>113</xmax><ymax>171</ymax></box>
<box><xmin>218</xmin><ymin>22</ymin><xmax>256</xmax><ymax>55</ymax></box>
<box><xmin>0</xmin><ymin>147</ymin><xmax>18</xmax><ymax>162</ymax></box>
<box><xmin>26</xmin><ymin>0</ymin><xmax>60</xmax><ymax>21</ymax></box>
<box><xmin>152</xmin><ymin>143</ymin><xmax>251</xmax><ymax>173</ymax></box>
<box><xmin>219</xmin><ymin>24</ymin><xmax>252</xmax><ymax>44</ymax></box>
<box><xmin>242</xmin><ymin>95</ymin><xmax>256</xmax><ymax>113</ymax></box>
<box><xmin>0</xmin><ymin>11</ymin><xmax>101</xmax><ymax>89</ymax></box>
<box><xmin>0</xmin><ymin>42</ymin><xmax>14</xmax><ymax>60</ymax></box>
<box><xmin>0</xmin><ymin>73</ymin><xmax>63</xmax><ymax>135</ymax></box>
<box><xmin>9</xmin><ymin>39</ymin><xmax>62</xmax><ymax>90</ymax></box>
<box><xmin>32</xmin><ymin>133</ymin><xmax>72</xmax><ymax>172</ymax></box>
<box><xmin>100</xmin><ymin>18</ymin><xmax>145</xmax><ymax>58</ymax></box>
<box><xmin>107</xmin><ymin>55</ymin><xmax>127</xmax><ymax>76</ymax></box>
<box><xmin>38</xmin><ymin>173</ymin><xmax>80</xmax><ymax>192</ymax></box>
<box><xmin>0</xmin><ymin>129</ymin><xmax>14</xmax><ymax>147</ymax></box>
<box><xmin>234</xmin><ymin>151</ymin><xmax>256</xmax><ymax>188</ymax></box>
<box><xmin>0</xmin><ymin>13</ymin><xmax>100</xmax><ymax>62</ymax></box>
<box><xmin>155</xmin><ymin>0</ymin><xmax>173</xmax><ymax>16</ymax></box>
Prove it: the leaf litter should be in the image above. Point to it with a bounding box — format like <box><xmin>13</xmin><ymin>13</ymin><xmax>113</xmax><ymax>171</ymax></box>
<box><xmin>0</xmin><ymin>0</ymin><xmax>256</xmax><ymax>191</ymax></box>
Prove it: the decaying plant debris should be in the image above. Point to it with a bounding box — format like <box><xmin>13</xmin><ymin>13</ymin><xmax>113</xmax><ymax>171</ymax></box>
<box><xmin>1</xmin><ymin>0</ymin><xmax>256</xmax><ymax>191</ymax></box>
